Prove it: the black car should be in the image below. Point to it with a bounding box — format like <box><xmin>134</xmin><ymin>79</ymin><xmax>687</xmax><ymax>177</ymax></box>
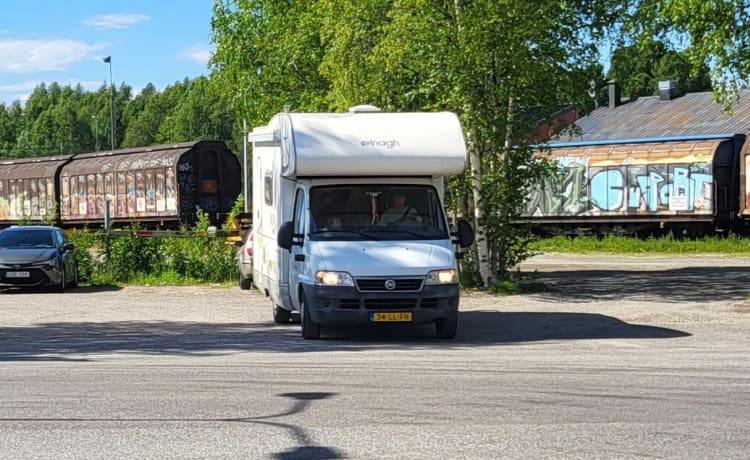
<box><xmin>0</xmin><ymin>226</ymin><xmax>78</xmax><ymax>291</ymax></box>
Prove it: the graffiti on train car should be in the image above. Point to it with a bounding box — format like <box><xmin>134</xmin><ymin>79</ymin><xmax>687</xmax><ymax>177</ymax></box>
<box><xmin>59</xmin><ymin>166</ymin><xmax>181</xmax><ymax>220</ymax></box>
<box><xmin>524</xmin><ymin>156</ymin><xmax>714</xmax><ymax>217</ymax></box>
<box><xmin>0</xmin><ymin>178</ymin><xmax>56</xmax><ymax>220</ymax></box>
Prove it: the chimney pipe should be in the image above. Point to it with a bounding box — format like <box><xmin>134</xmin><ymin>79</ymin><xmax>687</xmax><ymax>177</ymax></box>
<box><xmin>607</xmin><ymin>80</ymin><xmax>621</xmax><ymax>109</ymax></box>
<box><xmin>658</xmin><ymin>80</ymin><xmax>677</xmax><ymax>101</ymax></box>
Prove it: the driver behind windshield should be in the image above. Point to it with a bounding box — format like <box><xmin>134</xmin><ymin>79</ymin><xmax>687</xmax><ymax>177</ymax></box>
<box><xmin>378</xmin><ymin>192</ymin><xmax>422</xmax><ymax>225</ymax></box>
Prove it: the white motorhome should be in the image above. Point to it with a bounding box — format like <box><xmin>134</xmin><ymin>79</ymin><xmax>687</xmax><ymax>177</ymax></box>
<box><xmin>250</xmin><ymin>105</ymin><xmax>474</xmax><ymax>339</ymax></box>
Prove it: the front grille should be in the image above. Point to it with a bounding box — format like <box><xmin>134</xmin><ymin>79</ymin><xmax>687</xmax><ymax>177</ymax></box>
<box><xmin>364</xmin><ymin>299</ymin><xmax>417</xmax><ymax>310</ymax></box>
<box><xmin>356</xmin><ymin>278</ymin><xmax>423</xmax><ymax>292</ymax></box>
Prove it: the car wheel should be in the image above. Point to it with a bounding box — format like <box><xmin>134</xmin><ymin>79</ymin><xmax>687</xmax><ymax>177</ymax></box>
<box><xmin>435</xmin><ymin>315</ymin><xmax>457</xmax><ymax>339</ymax></box>
<box><xmin>69</xmin><ymin>264</ymin><xmax>79</xmax><ymax>288</ymax></box>
<box><xmin>273</xmin><ymin>304</ymin><xmax>291</xmax><ymax>323</ymax></box>
<box><xmin>300</xmin><ymin>294</ymin><xmax>321</xmax><ymax>340</ymax></box>
<box><xmin>239</xmin><ymin>273</ymin><xmax>252</xmax><ymax>290</ymax></box>
<box><xmin>57</xmin><ymin>266</ymin><xmax>67</xmax><ymax>292</ymax></box>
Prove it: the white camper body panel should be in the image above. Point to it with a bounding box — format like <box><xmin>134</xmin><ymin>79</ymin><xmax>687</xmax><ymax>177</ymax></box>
<box><xmin>261</xmin><ymin>111</ymin><xmax>466</xmax><ymax>178</ymax></box>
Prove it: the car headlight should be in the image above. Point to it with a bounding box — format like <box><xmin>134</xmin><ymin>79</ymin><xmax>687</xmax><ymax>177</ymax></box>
<box><xmin>33</xmin><ymin>258</ymin><xmax>58</xmax><ymax>269</ymax></box>
<box><xmin>425</xmin><ymin>269</ymin><xmax>457</xmax><ymax>285</ymax></box>
<box><xmin>315</xmin><ymin>271</ymin><xmax>354</xmax><ymax>286</ymax></box>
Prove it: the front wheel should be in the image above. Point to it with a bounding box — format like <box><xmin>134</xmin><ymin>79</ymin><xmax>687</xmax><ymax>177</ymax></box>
<box><xmin>273</xmin><ymin>304</ymin><xmax>291</xmax><ymax>323</ymax></box>
<box><xmin>300</xmin><ymin>294</ymin><xmax>321</xmax><ymax>340</ymax></box>
<box><xmin>435</xmin><ymin>315</ymin><xmax>457</xmax><ymax>339</ymax></box>
<box><xmin>56</xmin><ymin>266</ymin><xmax>67</xmax><ymax>292</ymax></box>
<box><xmin>69</xmin><ymin>264</ymin><xmax>78</xmax><ymax>288</ymax></box>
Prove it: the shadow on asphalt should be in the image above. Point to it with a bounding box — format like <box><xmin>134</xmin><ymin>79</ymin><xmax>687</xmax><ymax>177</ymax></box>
<box><xmin>0</xmin><ymin>311</ymin><xmax>688</xmax><ymax>361</ymax></box>
<box><xmin>520</xmin><ymin>266</ymin><xmax>750</xmax><ymax>303</ymax></box>
<box><xmin>0</xmin><ymin>285</ymin><xmax>123</xmax><ymax>294</ymax></box>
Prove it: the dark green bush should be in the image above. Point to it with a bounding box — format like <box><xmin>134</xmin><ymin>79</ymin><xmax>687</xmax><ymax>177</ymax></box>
<box><xmin>67</xmin><ymin>225</ymin><xmax>238</xmax><ymax>285</ymax></box>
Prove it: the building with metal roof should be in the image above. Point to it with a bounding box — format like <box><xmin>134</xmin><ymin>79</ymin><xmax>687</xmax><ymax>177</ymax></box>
<box><xmin>554</xmin><ymin>85</ymin><xmax>750</xmax><ymax>143</ymax></box>
<box><xmin>524</xmin><ymin>83</ymin><xmax>750</xmax><ymax>235</ymax></box>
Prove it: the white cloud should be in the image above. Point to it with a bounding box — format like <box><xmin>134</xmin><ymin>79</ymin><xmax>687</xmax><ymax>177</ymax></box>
<box><xmin>0</xmin><ymin>39</ymin><xmax>104</xmax><ymax>73</ymax></box>
<box><xmin>180</xmin><ymin>45</ymin><xmax>212</xmax><ymax>65</ymax></box>
<box><xmin>0</xmin><ymin>80</ymin><xmax>39</xmax><ymax>93</ymax></box>
<box><xmin>0</xmin><ymin>79</ymin><xmax>107</xmax><ymax>105</ymax></box>
<box><xmin>83</xmin><ymin>13</ymin><xmax>150</xmax><ymax>30</ymax></box>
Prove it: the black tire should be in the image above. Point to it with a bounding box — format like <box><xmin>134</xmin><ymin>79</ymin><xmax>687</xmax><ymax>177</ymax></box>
<box><xmin>57</xmin><ymin>266</ymin><xmax>67</xmax><ymax>293</ymax></box>
<box><xmin>435</xmin><ymin>315</ymin><xmax>458</xmax><ymax>339</ymax></box>
<box><xmin>69</xmin><ymin>264</ymin><xmax>78</xmax><ymax>288</ymax></box>
<box><xmin>300</xmin><ymin>294</ymin><xmax>321</xmax><ymax>340</ymax></box>
<box><xmin>239</xmin><ymin>273</ymin><xmax>252</xmax><ymax>290</ymax></box>
<box><xmin>273</xmin><ymin>304</ymin><xmax>292</xmax><ymax>324</ymax></box>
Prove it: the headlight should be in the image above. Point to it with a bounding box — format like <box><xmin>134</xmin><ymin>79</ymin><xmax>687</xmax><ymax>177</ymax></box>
<box><xmin>425</xmin><ymin>269</ymin><xmax>457</xmax><ymax>285</ymax></box>
<box><xmin>315</xmin><ymin>271</ymin><xmax>354</xmax><ymax>286</ymax></box>
<box><xmin>33</xmin><ymin>258</ymin><xmax>58</xmax><ymax>269</ymax></box>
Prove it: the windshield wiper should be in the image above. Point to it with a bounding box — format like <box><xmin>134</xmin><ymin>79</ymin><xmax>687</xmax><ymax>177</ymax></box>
<box><xmin>310</xmin><ymin>229</ymin><xmax>382</xmax><ymax>240</ymax></box>
<box><xmin>360</xmin><ymin>227</ymin><xmax>442</xmax><ymax>239</ymax></box>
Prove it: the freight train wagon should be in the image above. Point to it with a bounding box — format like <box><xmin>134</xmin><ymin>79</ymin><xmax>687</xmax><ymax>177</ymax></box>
<box><xmin>0</xmin><ymin>141</ymin><xmax>242</xmax><ymax>228</ymax></box>
<box><xmin>521</xmin><ymin>134</ymin><xmax>748</xmax><ymax>236</ymax></box>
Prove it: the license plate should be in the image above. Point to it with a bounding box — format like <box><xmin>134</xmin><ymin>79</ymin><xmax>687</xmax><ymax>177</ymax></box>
<box><xmin>370</xmin><ymin>312</ymin><xmax>412</xmax><ymax>322</ymax></box>
<box><xmin>5</xmin><ymin>271</ymin><xmax>30</xmax><ymax>278</ymax></box>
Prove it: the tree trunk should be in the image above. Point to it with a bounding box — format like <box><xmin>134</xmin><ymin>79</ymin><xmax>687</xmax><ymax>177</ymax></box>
<box><xmin>496</xmin><ymin>95</ymin><xmax>515</xmax><ymax>278</ymax></box>
<box><xmin>467</xmin><ymin>131</ymin><xmax>494</xmax><ymax>287</ymax></box>
<box><xmin>453</xmin><ymin>0</ymin><xmax>493</xmax><ymax>287</ymax></box>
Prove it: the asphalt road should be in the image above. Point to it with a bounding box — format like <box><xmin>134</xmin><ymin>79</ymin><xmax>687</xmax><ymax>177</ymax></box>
<box><xmin>1</xmin><ymin>253</ymin><xmax>749</xmax><ymax>459</ymax></box>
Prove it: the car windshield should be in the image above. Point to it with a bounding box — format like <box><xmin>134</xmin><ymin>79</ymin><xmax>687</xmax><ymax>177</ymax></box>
<box><xmin>309</xmin><ymin>185</ymin><xmax>449</xmax><ymax>241</ymax></box>
<box><xmin>0</xmin><ymin>229</ymin><xmax>56</xmax><ymax>248</ymax></box>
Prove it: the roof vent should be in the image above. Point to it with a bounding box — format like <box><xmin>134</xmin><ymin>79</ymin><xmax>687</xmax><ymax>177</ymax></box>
<box><xmin>607</xmin><ymin>80</ymin><xmax>621</xmax><ymax>109</ymax></box>
<box><xmin>348</xmin><ymin>104</ymin><xmax>382</xmax><ymax>113</ymax></box>
<box><xmin>658</xmin><ymin>80</ymin><xmax>677</xmax><ymax>101</ymax></box>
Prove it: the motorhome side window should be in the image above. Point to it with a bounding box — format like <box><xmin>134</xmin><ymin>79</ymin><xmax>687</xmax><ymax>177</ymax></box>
<box><xmin>308</xmin><ymin>185</ymin><xmax>449</xmax><ymax>241</ymax></box>
<box><xmin>264</xmin><ymin>172</ymin><xmax>273</xmax><ymax>206</ymax></box>
<box><xmin>293</xmin><ymin>189</ymin><xmax>305</xmax><ymax>235</ymax></box>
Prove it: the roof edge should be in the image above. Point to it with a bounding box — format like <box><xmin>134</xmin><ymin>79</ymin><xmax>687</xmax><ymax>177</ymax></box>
<box><xmin>538</xmin><ymin>134</ymin><xmax>740</xmax><ymax>149</ymax></box>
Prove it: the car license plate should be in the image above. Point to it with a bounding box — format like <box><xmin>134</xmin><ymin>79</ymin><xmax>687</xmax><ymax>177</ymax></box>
<box><xmin>370</xmin><ymin>312</ymin><xmax>412</xmax><ymax>322</ymax></box>
<box><xmin>5</xmin><ymin>271</ymin><xmax>30</xmax><ymax>278</ymax></box>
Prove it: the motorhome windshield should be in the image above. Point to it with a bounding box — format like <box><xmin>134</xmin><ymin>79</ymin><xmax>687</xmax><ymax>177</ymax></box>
<box><xmin>309</xmin><ymin>185</ymin><xmax>449</xmax><ymax>241</ymax></box>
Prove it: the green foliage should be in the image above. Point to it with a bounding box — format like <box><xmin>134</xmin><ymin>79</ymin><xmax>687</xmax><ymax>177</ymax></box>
<box><xmin>0</xmin><ymin>76</ymin><xmax>239</xmax><ymax>158</ymax></box>
<box><xmin>66</xmin><ymin>225</ymin><xmax>238</xmax><ymax>286</ymax></box>
<box><xmin>607</xmin><ymin>40</ymin><xmax>712</xmax><ymax>98</ymax></box>
<box><xmin>67</xmin><ymin>229</ymin><xmax>104</xmax><ymax>283</ymax></box>
<box><xmin>622</xmin><ymin>1</ymin><xmax>750</xmax><ymax>109</ymax></box>
<box><xmin>488</xmin><ymin>274</ymin><xmax>547</xmax><ymax>295</ymax></box>
<box><xmin>207</xmin><ymin>0</ymin><xmax>625</xmax><ymax>287</ymax></box>
<box><xmin>529</xmin><ymin>234</ymin><xmax>750</xmax><ymax>254</ymax></box>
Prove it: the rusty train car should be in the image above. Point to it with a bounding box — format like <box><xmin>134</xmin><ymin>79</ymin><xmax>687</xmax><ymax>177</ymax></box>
<box><xmin>521</xmin><ymin>134</ymin><xmax>749</xmax><ymax>236</ymax></box>
<box><xmin>0</xmin><ymin>141</ymin><xmax>242</xmax><ymax>228</ymax></box>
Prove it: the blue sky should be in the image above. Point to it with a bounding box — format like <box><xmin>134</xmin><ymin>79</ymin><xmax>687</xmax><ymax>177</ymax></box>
<box><xmin>0</xmin><ymin>0</ymin><xmax>215</xmax><ymax>105</ymax></box>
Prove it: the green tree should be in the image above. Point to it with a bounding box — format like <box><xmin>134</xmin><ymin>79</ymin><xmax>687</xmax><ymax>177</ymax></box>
<box><xmin>210</xmin><ymin>0</ymin><xmax>331</xmax><ymax>127</ymax></box>
<box><xmin>608</xmin><ymin>40</ymin><xmax>711</xmax><ymax>98</ymax></box>
<box><xmin>209</xmin><ymin>0</ymin><xmax>617</xmax><ymax>284</ymax></box>
<box><xmin>624</xmin><ymin>0</ymin><xmax>750</xmax><ymax>108</ymax></box>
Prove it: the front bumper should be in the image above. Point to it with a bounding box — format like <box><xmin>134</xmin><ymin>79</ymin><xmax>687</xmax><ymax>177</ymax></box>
<box><xmin>301</xmin><ymin>283</ymin><xmax>459</xmax><ymax>326</ymax></box>
<box><xmin>0</xmin><ymin>266</ymin><xmax>60</xmax><ymax>288</ymax></box>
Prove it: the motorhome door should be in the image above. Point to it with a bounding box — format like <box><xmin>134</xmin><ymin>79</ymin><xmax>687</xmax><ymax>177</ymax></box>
<box><xmin>288</xmin><ymin>186</ymin><xmax>307</xmax><ymax>311</ymax></box>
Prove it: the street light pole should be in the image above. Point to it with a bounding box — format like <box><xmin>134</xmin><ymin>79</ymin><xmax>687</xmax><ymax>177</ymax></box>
<box><xmin>92</xmin><ymin>115</ymin><xmax>99</xmax><ymax>151</ymax></box>
<box><xmin>103</xmin><ymin>56</ymin><xmax>115</xmax><ymax>151</ymax></box>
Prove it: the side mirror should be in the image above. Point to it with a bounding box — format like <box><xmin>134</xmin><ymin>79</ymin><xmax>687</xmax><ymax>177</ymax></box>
<box><xmin>63</xmin><ymin>243</ymin><xmax>75</xmax><ymax>251</ymax></box>
<box><xmin>454</xmin><ymin>219</ymin><xmax>474</xmax><ymax>248</ymax></box>
<box><xmin>278</xmin><ymin>221</ymin><xmax>294</xmax><ymax>250</ymax></box>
